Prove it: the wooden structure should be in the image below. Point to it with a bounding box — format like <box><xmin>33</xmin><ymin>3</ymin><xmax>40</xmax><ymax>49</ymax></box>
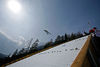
<box><xmin>71</xmin><ymin>35</ymin><xmax>99</xmax><ymax>67</ymax></box>
<box><xmin>2</xmin><ymin>35</ymin><xmax>100</xmax><ymax>67</ymax></box>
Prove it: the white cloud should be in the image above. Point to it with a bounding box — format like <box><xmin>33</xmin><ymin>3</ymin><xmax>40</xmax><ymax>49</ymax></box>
<box><xmin>0</xmin><ymin>31</ymin><xmax>14</xmax><ymax>41</ymax></box>
<box><xmin>0</xmin><ymin>30</ymin><xmax>27</xmax><ymax>55</ymax></box>
<box><xmin>0</xmin><ymin>30</ymin><xmax>18</xmax><ymax>55</ymax></box>
<box><xmin>17</xmin><ymin>36</ymin><xmax>26</xmax><ymax>46</ymax></box>
<box><xmin>18</xmin><ymin>36</ymin><xmax>26</xmax><ymax>42</ymax></box>
<box><xmin>0</xmin><ymin>30</ymin><xmax>26</xmax><ymax>46</ymax></box>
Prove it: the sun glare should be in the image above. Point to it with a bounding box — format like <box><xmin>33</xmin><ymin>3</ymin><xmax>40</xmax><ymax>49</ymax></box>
<box><xmin>7</xmin><ymin>0</ymin><xmax>22</xmax><ymax>14</ymax></box>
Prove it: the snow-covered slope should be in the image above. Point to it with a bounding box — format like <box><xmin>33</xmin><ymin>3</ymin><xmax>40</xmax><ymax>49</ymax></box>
<box><xmin>7</xmin><ymin>36</ymin><xmax>88</xmax><ymax>67</ymax></box>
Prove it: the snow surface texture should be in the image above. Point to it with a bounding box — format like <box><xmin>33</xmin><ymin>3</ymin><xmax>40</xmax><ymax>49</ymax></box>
<box><xmin>7</xmin><ymin>36</ymin><xmax>88</xmax><ymax>67</ymax></box>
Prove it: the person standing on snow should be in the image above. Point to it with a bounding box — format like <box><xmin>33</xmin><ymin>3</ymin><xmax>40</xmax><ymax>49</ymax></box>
<box><xmin>91</xmin><ymin>27</ymin><xmax>100</xmax><ymax>66</ymax></box>
<box><xmin>89</xmin><ymin>27</ymin><xmax>96</xmax><ymax>34</ymax></box>
<box><xmin>89</xmin><ymin>27</ymin><xmax>100</xmax><ymax>37</ymax></box>
<box><xmin>84</xmin><ymin>27</ymin><xmax>96</xmax><ymax>35</ymax></box>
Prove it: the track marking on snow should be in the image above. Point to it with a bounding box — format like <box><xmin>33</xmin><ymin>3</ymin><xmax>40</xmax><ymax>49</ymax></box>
<box><xmin>6</xmin><ymin>36</ymin><xmax>88</xmax><ymax>67</ymax></box>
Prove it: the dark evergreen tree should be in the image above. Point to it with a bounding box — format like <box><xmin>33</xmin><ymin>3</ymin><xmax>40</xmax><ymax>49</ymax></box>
<box><xmin>76</xmin><ymin>32</ymin><xmax>83</xmax><ymax>38</ymax></box>
<box><xmin>70</xmin><ymin>33</ymin><xmax>76</xmax><ymax>40</ymax></box>
<box><xmin>12</xmin><ymin>49</ymin><xmax>18</xmax><ymax>57</ymax></box>
<box><xmin>55</xmin><ymin>35</ymin><xmax>61</xmax><ymax>42</ymax></box>
<box><xmin>61</xmin><ymin>36</ymin><xmax>64</xmax><ymax>41</ymax></box>
<box><xmin>27</xmin><ymin>38</ymin><xmax>33</xmax><ymax>50</ymax></box>
<box><xmin>65</xmin><ymin>33</ymin><xmax>68</xmax><ymax>41</ymax></box>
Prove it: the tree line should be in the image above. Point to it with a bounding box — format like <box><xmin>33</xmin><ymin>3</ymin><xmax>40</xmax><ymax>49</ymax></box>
<box><xmin>0</xmin><ymin>32</ymin><xmax>85</xmax><ymax>66</ymax></box>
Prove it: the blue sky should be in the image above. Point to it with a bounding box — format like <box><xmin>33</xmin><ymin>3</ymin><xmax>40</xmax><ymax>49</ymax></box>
<box><xmin>0</xmin><ymin>0</ymin><xmax>100</xmax><ymax>47</ymax></box>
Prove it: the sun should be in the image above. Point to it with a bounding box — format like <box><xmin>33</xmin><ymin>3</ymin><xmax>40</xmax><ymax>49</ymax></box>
<box><xmin>7</xmin><ymin>0</ymin><xmax>22</xmax><ymax>14</ymax></box>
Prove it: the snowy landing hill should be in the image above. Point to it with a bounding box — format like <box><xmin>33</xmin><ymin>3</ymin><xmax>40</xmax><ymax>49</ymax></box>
<box><xmin>7</xmin><ymin>36</ymin><xmax>88</xmax><ymax>67</ymax></box>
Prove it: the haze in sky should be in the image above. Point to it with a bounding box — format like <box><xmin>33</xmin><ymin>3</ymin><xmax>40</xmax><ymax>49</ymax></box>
<box><xmin>0</xmin><ymin>0</ymin><xmax>100</xmax><ymax>54</ymax></box>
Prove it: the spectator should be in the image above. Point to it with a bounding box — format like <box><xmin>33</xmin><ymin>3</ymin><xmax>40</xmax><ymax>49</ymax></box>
<box><xmin>89</xmin><ymin>27</ymin><xmax>96</xmax><ymax>34</ymax></box>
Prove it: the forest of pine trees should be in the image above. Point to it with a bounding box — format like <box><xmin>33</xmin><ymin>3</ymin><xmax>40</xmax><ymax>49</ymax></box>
<box><xmin>0</xmin><ymin>32</ymin><xmax>85</xmax><ymax>66</ymax></box>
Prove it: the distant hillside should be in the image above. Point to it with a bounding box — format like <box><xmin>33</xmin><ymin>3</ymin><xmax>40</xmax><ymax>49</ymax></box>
<box><xmin>0</xmin><ymin>53</ymin><xmax>7</xmax><ymax>59</ymax></box>
<box><xmin>0</xmin><ymin>31</ymin><xmax>19</xmax><ymax>55</ymax></box>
